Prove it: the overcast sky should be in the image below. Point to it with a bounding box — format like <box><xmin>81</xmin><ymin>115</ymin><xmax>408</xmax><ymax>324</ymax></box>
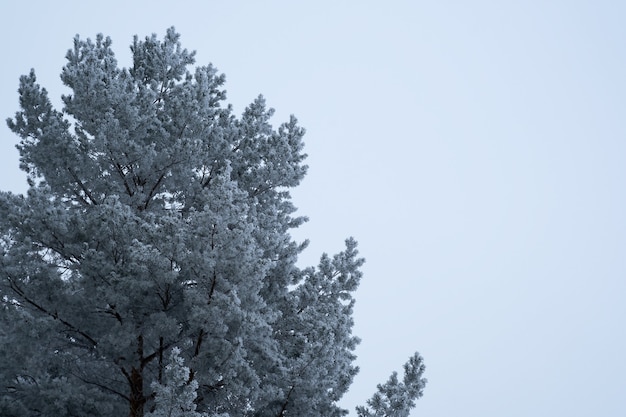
<box><xmin>2</xmin><ymin>1</ymin><xmax>626</xmax><ymax>416</ymax></box>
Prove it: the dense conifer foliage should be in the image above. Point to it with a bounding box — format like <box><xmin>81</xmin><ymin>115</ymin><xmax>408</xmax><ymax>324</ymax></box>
<box><xmin>0</xmin><ymin>28</ymin><xmax>426</xmax><ymax>416</ymax></box>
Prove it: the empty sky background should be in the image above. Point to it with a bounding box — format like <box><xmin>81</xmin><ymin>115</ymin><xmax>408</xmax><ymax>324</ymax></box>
<box><xmin>2</xmin><ymin>1</ymin><xmax>626</xmax><ymax>416</ymax></box>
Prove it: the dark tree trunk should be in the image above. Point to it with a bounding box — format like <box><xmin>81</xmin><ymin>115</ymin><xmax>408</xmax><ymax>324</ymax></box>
<box><xmin>128</xmin><ymin>335</ymin><xmax>146</xmax><ymax>417</ymax></box>
<box><xmin>129</xmin><ymin>366</ymin><xmax>145</xmax><ymax>417</ymax></box>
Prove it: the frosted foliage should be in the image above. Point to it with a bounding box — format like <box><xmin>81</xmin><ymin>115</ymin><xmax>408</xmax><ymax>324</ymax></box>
<box><xmin>146</xmin><ymin>348</ymin><xmax>206</xmax><ymax>417</ymax></box>
<box><xmin>356</xmin><ymin>353</ymin><xmax>427</xmax><ymax>417</ymax></box>
<box><xmin>0</xmin><ymin>28</ymin><xmax>426</xmax><ymax>416</ymax></box>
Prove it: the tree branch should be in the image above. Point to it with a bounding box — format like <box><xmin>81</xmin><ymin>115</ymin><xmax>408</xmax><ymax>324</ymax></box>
<box><xmin>66</xmin><ymin>166</ymin><xmax>99</xmax><ymax>205</ymax></box>
<box><xmin>6</xmin><ymin>275</ymin><xmax>98</xmax><ymax>348</ymax></box>
<box><xmin>143</xmin><ymin>173</ymin><xmax>166</xmax><ymax>210</ymax></box>
<box><xmin>71</xmin><ymin>371</ymin><xmax>130</xmax><ymax>402</ymax></box>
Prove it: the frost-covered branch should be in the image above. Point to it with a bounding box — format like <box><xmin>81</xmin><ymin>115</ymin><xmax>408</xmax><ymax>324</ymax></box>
<box><xmin>356</xmin><ymin>352</ymin><xmax>427</xmax><ymax>417</ymax></box>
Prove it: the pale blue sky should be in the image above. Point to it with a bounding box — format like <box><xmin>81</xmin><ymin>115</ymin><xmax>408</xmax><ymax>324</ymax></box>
<box><xmin>2</xmin><ymin>1</ymin><xmax>626</xmax><ymax>416</ymax></box>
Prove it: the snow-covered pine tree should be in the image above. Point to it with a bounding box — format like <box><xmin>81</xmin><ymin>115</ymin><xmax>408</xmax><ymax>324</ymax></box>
<box><xmin>0</xmin><ymin>28</ymin><xmax>426</xmax><ymax>417</ymax></box>
<box><xmin>356</xmin><ymin>353</ymin><xmax>427</xmax><ymax>417</ymax></box>
<box><xmin>146</xmin><ymin>347</ymin><xmax>206</xmax><ymax>417</ymax></box>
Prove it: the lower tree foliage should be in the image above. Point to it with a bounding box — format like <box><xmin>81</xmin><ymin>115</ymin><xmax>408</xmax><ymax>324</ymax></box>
<box><xmin>0</xmin><ymin>28</ymin><xmax>426</xmax><ymax>416</ymax></box>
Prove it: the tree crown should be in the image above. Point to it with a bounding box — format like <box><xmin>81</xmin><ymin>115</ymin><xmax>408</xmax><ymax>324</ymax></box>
<box><xmin>1</xmin><ymin>27</ymin><xmax>425</xmax><ymax>417</ymax></box>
